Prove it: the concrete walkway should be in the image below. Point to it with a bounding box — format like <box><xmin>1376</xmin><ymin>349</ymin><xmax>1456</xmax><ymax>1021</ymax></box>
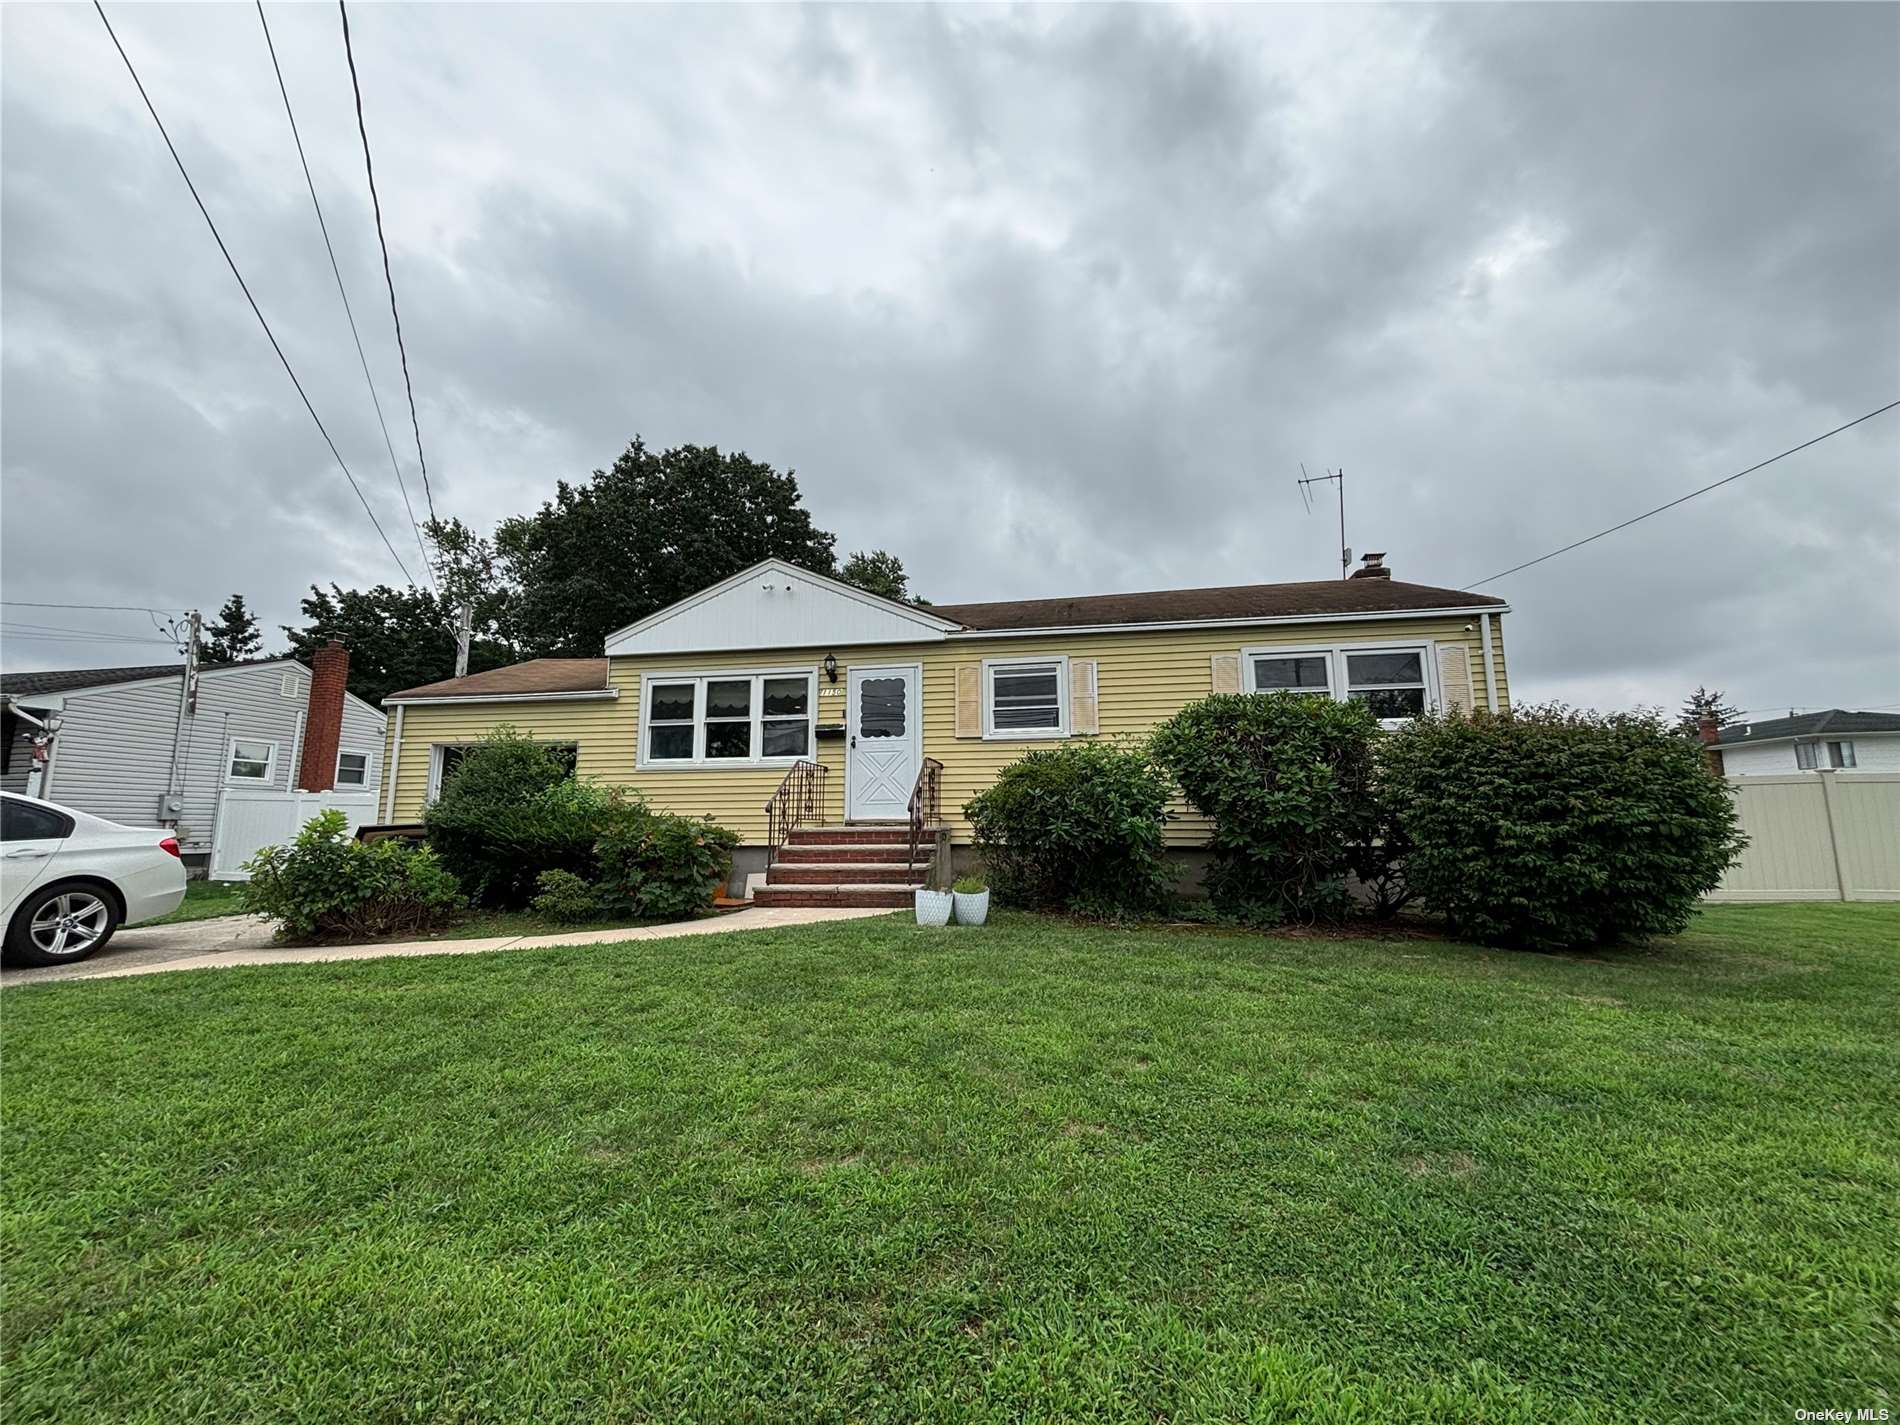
<box><xmin>1</xmin><ymin>906</ymin><xmax>893</xmax><ymax>986</ymax></box>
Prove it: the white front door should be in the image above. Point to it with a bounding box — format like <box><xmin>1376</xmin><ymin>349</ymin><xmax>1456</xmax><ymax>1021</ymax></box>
<box><xmin>846</xmin><ymin>664</ymin><xmax>921</xmax><ymax>821</ymax></box>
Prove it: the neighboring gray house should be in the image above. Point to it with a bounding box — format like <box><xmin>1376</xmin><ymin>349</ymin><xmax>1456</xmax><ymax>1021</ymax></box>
<box><xmin>0</xmin><ymin>650</ymin><xmax>383</xmax><ymax>868</ymax></box>
<box><xmin>1715</xmin><ymin>709</ymin><xmax>1900</xmax><ymax>776</ymax></box>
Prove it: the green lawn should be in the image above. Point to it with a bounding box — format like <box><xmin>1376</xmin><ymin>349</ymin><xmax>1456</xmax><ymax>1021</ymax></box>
<box><xmin>141</xmin><ymin>878</ymin><xmax>249</xmax><ymax>925</ymax></box>
<box><xmin>4</xmin><ymin>905</ymin><xmax>1895</xmax><ymax>1423</ymax></box>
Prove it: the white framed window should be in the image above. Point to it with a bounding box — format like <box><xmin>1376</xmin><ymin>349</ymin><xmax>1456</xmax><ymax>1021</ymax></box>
<box><xmin>1242</xmin><ymin>640</ymin><xmax>1438</xmax><ymax>727</ymax></box>
<box><xmin>1245</xmin><ymin>647</ymin><xmax>1337</xmax><ymax>699</ymax></box>
<box><xmin>1827</xmin><ymin>740</ymin><xmax>1857</xmax><ymax>769</ymax></box>
<box><xmin>335</xmin><ymin>750</ymin><xmax>370</xmax><ymax>787</ymax></box>
<box><xmin>1795</xmin><ymin>742</ymin><xmax>1819</xmax><ymax>770</ymax></box>
<box><xmin>638</xmin><ymin>669</ymin><xmax>817</xmax><ymax>768</ymax></box>
<box><xmin>983</xmin><ymin>655</ymin><xmax>1069</xmax><ymax>739</ymax></box>
<box><xmin>225</xmin><ymin>737</ymin><xmax>278</xmax><ymax>783</ymax></box>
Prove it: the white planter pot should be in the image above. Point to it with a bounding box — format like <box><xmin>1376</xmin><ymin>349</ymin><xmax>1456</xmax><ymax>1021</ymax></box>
<box><xmin>914</xmin><ymin>889</ymin><xmax>953</xmax><ymax>927</ymax></box>
<box><xmin>952</xmin><ymin>889</ymin><xmax>991</xmax><ymax>926</ymax></box>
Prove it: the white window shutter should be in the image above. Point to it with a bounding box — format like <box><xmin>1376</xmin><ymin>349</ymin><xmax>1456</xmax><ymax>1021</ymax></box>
<box><xmin>1438</xmin><ymin>645</ymin><xmax>1473</xmax><ymax>714</ymax></box>
<box><xmin>1070</xmin><ymin>659</ymin><xmax>1099</xmax><ymax>735</ymax></box>
<box><xmin>955</xmin><ymin>664</ymin><xmax>982</xmax><ymax>738</ymax></box>
<box><xmin>1211</xmin><ymin>653</ymin><xmax>1241</xmax><ymax>695</ymax></box>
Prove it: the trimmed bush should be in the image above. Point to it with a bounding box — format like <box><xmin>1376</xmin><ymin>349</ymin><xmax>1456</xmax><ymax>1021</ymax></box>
<box><xmin>963</xmin><ymin>740</ymin><xmax>1172</xmax><ymax>917</ymax></box>
<box><xmin>240</xmin><ymin>809</ymin><xmax>461</xmax><ymax>940</ymax></box>
<box><xmin>424</xmin><ymin>729</ymin><xmax>623</xmax><ymax>907</ymax></box>
<box><xmin>530</xmin><ymin>869</ymin><xmax>602</xmax><ymax>925</ymax></box>
<box><xmin>594</xmin><ymin>810</ymin><xmax>740</xmax><ymax>921</ymax></box>
<box><xmin>1379</xmin><ymin>705</ymin><xmax>1745</xmax><ymax>950</ymax></box>
<box><xmin>1149</xmin><ymin>693</ymin><xmax>1382</xmax><ymax>923</ymax></box>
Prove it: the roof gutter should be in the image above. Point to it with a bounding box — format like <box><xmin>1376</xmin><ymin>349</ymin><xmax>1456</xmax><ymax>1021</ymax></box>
<box><xmin>382</xmin><ymin>688</ymin><xmax>621</xmax><ymax>707</ymax></box>
<box><xmin>942</xmin><ymin>604</ymin><xmax>1511</xmax><ymax>639</ymax></box>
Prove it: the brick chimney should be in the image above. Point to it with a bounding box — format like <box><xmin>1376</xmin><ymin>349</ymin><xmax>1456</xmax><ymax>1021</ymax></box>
<box><xmin>1349</xmin><ymin>551</ymin><xmax>1391</xmax><ymax>580</ymax></box>
<box><xmin>1697</xmin><ymin>714</ymin><xmax>1725</xmax><ymax>776</ymax></box>
<box><xmin>295</xmin><ymin>641</ymin><xmax>349</xmax><ymax>792</ymax></box>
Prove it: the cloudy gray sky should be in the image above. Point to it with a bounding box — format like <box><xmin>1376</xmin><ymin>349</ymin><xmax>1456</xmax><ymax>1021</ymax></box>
<box><xmin>4</xmin><ymin>2</ymin><xmax>1896</xmax><ymax>717</ymax></box>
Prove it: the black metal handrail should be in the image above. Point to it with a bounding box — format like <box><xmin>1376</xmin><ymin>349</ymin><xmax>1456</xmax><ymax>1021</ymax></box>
<box><xmin>906</xmin><ymin>757</ymin><xmax>943</xmax><ymax>872</ymax></box>
<box><xmin>765</xmin><ymin>760</ymin><xmax>828</xmax><ymax>864</ymax></box>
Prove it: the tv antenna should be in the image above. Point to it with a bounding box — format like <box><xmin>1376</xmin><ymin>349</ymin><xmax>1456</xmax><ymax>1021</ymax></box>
<box><xmin>1297</xmin><ymin>465</ymin><xmax>1349</xmax><ymax>579</ymax></box>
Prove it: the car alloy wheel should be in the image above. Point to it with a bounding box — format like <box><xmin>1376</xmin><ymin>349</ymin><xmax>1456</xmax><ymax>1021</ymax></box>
<box><xmin>28</xmin><ymin>892</ymin><xmax>112</xmax><ymax>958</ymax></box>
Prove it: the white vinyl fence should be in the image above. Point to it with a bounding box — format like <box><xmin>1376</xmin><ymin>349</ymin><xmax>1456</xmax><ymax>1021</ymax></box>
<box><xmin>1707</xmin><ymin>772</ymin><xmax>1900</xmax><ymax>903</ymax></box>
<box><xmin>209</xmin><ymin>788</ymin><xmax>380</xmax><ymax>881</ymax></box>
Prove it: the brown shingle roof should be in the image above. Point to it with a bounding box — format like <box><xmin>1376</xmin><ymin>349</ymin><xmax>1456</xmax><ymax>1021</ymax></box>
<box><xmin>930</xmin><ymin>578</ymin><xmax>1503</xmax><ymax>632</ymax></box>
<box><xmin>386</xmin><ymin>658</ymin><xmax>610</xmax><ymax>702</ymax></box>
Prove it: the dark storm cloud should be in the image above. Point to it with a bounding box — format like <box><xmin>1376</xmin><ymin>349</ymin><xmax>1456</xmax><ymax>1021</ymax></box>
<box><xmin>3</xmin><ymin>2</ymin><xmax>1895</xmax><ymax>716</ymax></box>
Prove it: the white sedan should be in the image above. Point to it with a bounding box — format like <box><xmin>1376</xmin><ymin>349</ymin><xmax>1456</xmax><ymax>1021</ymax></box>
<box><xmin>1</xmin><ymin>792</ymin><xmax>187</xmax><ymax>967</ymax></box>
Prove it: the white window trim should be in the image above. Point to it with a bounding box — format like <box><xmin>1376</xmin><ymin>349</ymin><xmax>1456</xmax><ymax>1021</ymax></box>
<box><xmin>981</xmin><ymin>654</ymin><xmax>1071</xmax><ymax>740</ymax></box>
<box><xmin>334</xmin><ymin>749</ymin><xmax>371</xmax><ymax>787</ymax></box>
<box><xmin>636</xmin><ymin>667</ymin><xmax>819</xmax><ymax>770</ymax></box>
<box><xmin>1241</xmin><ymin>638</ymin><xmax>1441</xmax><ymax>728</ymax></box>
<box><xmin>224</xmin><ymin>736</ymin><xmax>279</xmax><ymax>785</ymax></box>
<box><xmin>426</xmin><ymin>742</ymin><xmax>480</xmax><ymax>801</ymax></box>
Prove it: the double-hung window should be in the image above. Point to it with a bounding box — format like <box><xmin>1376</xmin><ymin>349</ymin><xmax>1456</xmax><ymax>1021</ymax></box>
<box><xmin>1343</xmin><ymin>649</ymin><xmax>1429</xmax><ymax>721</ymax></box>
<box><xmin>1795</xmin><ymin>742</ymin><xmax>1819</xmax><ymax>771</ymax></box>
<box><xmin>1242</xmin><ymin>641</ymin><xmax>1436</xmax><ymax>726</ymax></box>
<box><xmin>335</xmin><ymin>751</ymin><xmax>370</xmax><ymax>787</ymax></box>
<box><xmin>226</xmin><ymin>738</ymin><xmax>277</xmax><ymax>783</ymax></box>
<box><xmin>641</xmin><ymin>670</ymin><xmax>816</xmax><ymax>766</ymax></box>
<box><xmin>983</xmin><ymin>656</ymin><xmax>1068</xmax><ymax>738</ymax></box>
<box><xmin>1827</xmin><ymin>740</ymin><xmax>1857</xmax><ymax>769</ymax></box>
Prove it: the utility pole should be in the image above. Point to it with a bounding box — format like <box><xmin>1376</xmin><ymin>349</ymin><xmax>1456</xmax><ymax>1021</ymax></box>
<box><xmin>454</xmin><ymin>603</ymin><xmax>472</xmax><ymax>679</ymax></box>
<box><xmin>162</xmin><ymin>608</ymin><xmax>201</xmax><ymax>826</ymax></box>
<box><xmin>1297</xmin><ymin>466</ymin><xmax>1350</xmax><ymax>578</ymax></box>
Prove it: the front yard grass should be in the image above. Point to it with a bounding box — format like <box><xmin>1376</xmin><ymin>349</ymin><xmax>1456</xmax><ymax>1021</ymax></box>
<box><xmin>4</xmin><ymin>903</ymin><xmax>1895</xmax><ymax>1423</ymax></box>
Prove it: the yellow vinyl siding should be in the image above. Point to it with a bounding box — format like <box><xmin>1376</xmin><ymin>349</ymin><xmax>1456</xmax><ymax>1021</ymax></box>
<box><xmin>380</xmin><ymin>615</ymin><xmax>1507</xmax><ymax>843</ymax></box>
<box><xmin>383</xmin><ymin>699</ymin><xmax>631</xmax><ymax>821</ymax></box>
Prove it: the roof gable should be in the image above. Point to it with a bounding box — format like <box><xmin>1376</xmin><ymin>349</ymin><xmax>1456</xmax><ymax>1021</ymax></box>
<box><xmin>603</xmin><ymin>559</ymin><xmax>960</xmax><ymax>657</ymax></box>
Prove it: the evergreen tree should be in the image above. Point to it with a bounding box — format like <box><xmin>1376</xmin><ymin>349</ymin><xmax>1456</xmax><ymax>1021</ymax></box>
<box><xmin>201</xmin><ymin>593</ymin><xmax>263</xmax><ymax>664</ymax></box>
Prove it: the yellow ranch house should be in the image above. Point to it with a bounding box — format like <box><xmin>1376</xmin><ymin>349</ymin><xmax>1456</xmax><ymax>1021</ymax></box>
<box><xmin>378</xmin><ymin>553</ymin><xmax>1511</xmax><ymax>905</ymax></box>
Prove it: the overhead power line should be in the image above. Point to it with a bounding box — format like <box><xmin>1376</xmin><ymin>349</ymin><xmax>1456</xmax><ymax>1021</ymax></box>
<box><xmin>1</xmin><ymin>600</ymin><xmax>184</xmax><ymax>615</ymax></box>
<box><xmin>338</xmin><ymin>0</ymin><xmax>437</xmax><ymax>532</ymax></box>
<box><xmin>255</xmin><ymin>0</ymin><xmax>433</xmax><ymax>591</ymax></box>
<box><xmin>1466</xmin><ymin>400</ymin><xmax>1900</xmax><ymax>589</ymax></box>
<box><xmin>91</xmin><ymin>0</ymin><xmax>416</xmax><ymax>588</ymax></box>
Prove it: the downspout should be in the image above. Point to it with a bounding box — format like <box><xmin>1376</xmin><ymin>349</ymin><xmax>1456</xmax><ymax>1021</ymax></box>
<box><xmin>382</xmin><ymin>704</ymin><xmax>404</xmax><ymax>822</ymax></box>
<box><xmin>1479</xmin><ymin>613</ymin><xmax>1500</xmax><ymax>713</ymax></box>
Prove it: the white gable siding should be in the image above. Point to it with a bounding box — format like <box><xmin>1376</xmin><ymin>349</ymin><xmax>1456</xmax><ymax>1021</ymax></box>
<box><xmin>33</xmin><ymin>664</ymin><xmax>386</xmax><ymax>851</ymax></box>
<box><xmin>1723</xmin><ymin>733</ymin><xmax>1900</xmax><ymax>776</ymax></box>
<box><xmin>605</xmin><ymin>561</ymin><xmax>954</xmax><ymax>656</ymax></box>
<box><xmin>1722</xmin><ymin>740</ymin><xmax>1796</xmax><ymax>776</ymax></box>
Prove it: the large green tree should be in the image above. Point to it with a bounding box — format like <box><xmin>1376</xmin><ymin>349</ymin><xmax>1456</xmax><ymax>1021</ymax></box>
<box><xmin>839</xmin><ymin>549</ymin><xmax>928</xmax><ymax>605</ymax></box>
<box><xmin>1677</xmin><ymin>685</ymin><xmax>1741</xmax><ymax>735</ymax></box>
<box><xmin>283</xmin><ymin>584</ymin><xmax>515</xmax><ymax>707</ymax></box>
<box><xmin>201</xmin><ymin>593</ymin><xmax>262</xmax><ymax>664</ymax></box>
<box><xmin>495</xmin><ymin>439</ymin><xmax>838</xmax><ymax>658</ymax></box>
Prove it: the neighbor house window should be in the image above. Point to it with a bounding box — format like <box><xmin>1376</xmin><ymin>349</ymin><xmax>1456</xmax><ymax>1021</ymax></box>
<box><xmin>1795</xmin><ymin>742</ymin><xmax>1819</xmax><ymax>770</ymax></box>
<box><xmin>1827</xmin><ymin>740</ymin><xmax>1856</xmax><ymax>769</ymax></box>
<box><xmin>226</xmin><ymin>738</ymin><xmax>277</xmax><ymax>783</ymax></box>
<box><xmin>640</xmin><ymin>671</ymin><xmax>815</xmax><ymax>766</ymax></box>
<box><xmin>335</xmin><ymin>751</ymin><xmax>370</xmax><ymax>787</ymax></box>
<box><xmin>1242</xmin><ymin>641</ymin><xmax>1438</xmax><ymax>725</ymax></box>
<box><xmin>983</xmin><ymin>657</ymin><xmax>1068</xmax><ymax>738</ymax></box>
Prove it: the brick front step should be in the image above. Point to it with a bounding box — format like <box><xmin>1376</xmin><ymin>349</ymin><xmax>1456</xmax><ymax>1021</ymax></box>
<box><xmin>776</xmin><ymin>843</ymin><xmax>921</xmax><ymax>864</ymax></box>
<box><xmin>752</xmin><ymin>884</ymin><xmax>919</xmax><ymax>909</ymax></box>
<box><xmin>768</xmin><ymin>862</ymin><xmax>919</xmax><ymax>885</ymax></box>
<box><xmin>784</xmin><ymin>823</ymin><xmax>933</xmax><ymax>844</ymax></box>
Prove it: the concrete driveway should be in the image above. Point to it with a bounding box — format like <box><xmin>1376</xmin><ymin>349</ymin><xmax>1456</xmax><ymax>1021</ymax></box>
<box><xmin>2</xmin><ymin>906</ymin><xmax>892</xmax><ymax>986</ymax></box>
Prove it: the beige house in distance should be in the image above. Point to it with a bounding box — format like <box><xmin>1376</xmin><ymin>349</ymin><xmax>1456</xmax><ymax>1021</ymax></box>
<box><xmin>378</xmin><ymin>553</ymin><xmax>1511</xmax><ymax>905</ymax></box>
